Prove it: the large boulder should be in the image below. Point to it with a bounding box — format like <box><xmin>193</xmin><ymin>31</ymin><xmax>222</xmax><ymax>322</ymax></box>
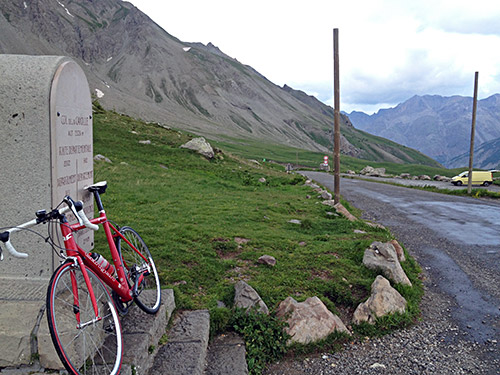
<box><xmin>363</xmin><ymin>242</ymin><xmax>412</xmax><ymax>286</ymax></box>
<box><xmin>360</xmin><ymin>166</ymin><xmax>386</xmax><ymax>177</ymax></box>
<box><xmin>180</xmin><ymin>137</ymin><xmax>214</xmax><ymax>159</ymax></box>
<box><xmin>389</xmin><ymin>239</ymin><xmax>406</xmax><ymax>262</ymax></box>
<box><xmin>433</xmin><ymin>175</ymin><xmax>451</xmax><ymax>182</ymax></box>
<box><xmin>321</xmin><ymin>201</ymin><xmax>357</xmax><ymax>222</ymax></box>
<box><xmin>234</xmin><ymin>281</ymin><xmax>269</xmax><ymax>315</ymax></box>
<box><xmin>353</xmin><ymin>276</ymin><xmax>407</xmax><ymax>324</ymax></box>
<box><xmin>276</xmin><ymin>296</ymin><xmax>349</xmax><ymax>344</ymax></box>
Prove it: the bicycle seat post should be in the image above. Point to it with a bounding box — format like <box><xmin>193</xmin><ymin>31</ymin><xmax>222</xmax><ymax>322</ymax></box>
<box><xmin>93</xmin><ymin>191</ymin><xmax>104</xmax><ymax>212</ymax></box>
<box><xmin>85</xmin><ymin>181</ymin><xmax>108</xmax><ymax>212</ymax></box>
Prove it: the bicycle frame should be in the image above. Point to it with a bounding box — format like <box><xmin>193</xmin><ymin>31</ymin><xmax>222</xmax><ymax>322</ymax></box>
<box><xmin>59</xmin><ymin>210</ymin><xmax>146</xmax><ymax>318</ymax></box>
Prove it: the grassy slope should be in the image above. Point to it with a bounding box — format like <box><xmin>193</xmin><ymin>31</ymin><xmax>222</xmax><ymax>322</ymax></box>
<box><xmin>92</xmin><ymin>108</ymin><xmax>423</xmax><ymax>359</ymax></box>
<box><xmin>212</xmin><ymin>137</ymin><xmax>462</xmax><ymax>178</ymax></box>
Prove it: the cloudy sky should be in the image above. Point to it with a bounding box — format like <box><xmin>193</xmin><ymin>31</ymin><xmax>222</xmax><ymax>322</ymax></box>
<box><xmin>128</xmin><ymin>0</ymin><xmax>500</xmax><ymax>114</ymax></box>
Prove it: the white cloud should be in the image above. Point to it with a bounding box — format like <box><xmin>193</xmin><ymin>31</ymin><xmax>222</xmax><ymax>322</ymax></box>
<box><xmin>128</xmin><ymin>0</ymin><xmax>500</xmax><ymax>113</ymax></box>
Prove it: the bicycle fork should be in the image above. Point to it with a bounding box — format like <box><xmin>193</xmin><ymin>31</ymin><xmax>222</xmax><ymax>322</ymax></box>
<box><xmin>69</xmin><ymin>257</ymin><xmax>102</xmax><ymax>329</ymax></box>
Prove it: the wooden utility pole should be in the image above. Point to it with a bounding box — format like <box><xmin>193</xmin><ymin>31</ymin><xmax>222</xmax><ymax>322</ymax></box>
<box><xmin>333</xmin><ymin>28</ymin><xmax>341</xmax><ymax>204</ymax></box>
<box><xmin>467</xmin><ymin>72</ymin><xmax>479</xmax><ymax>194</ymax></box>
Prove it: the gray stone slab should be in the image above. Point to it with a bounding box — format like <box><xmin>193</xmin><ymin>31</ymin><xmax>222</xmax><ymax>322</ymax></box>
<box><xmin>0</xmin><ymin>54</ymin><xmax>93</xmax><ymax>368</ymax></box>
<box><xmin>205</xmin><ymin>332</ymin><xmax>248</xmax><ymax>375</ymax></box>
<box><xmin>149</xmin><ymin>310</ymin><xmax>210</xmax><ymax>375</ymax></box>
<box><xmin>120</xmin><ymin>289</ymin><xmax>175</xmax><ymax>375</ymax></box>
<box><xmin>0</xmin><ymin>301</ymin><xmax>43</xmax><ymax>367</ymax></box>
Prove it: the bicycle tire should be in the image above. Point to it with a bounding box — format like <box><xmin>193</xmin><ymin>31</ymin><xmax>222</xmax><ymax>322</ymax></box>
<box><xmin>46</xmin><ymin>261</ymin><xmax>122</xmax><ymax>375</ymax></box>
<box><xmin>116</xmin><ymin>226</ymin><xmax>161</xmax><ymax>314</ymax></box>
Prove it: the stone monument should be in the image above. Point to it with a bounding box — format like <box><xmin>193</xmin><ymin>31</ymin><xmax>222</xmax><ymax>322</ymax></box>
<box><xmin>0</xmin><ymin>55</ymin><xmax>93</xmax><ymax>367</ymax></box>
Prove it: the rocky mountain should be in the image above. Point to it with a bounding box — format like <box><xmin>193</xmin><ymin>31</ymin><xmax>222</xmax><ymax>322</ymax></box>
<box><xmin>447</xmin><ymin>136</ymin><xmax>500</xmax><ymax>169</ymax></box>
<box><xmin>0</xmin><ymin>0</ymin><xmax>439</xmax><ymax>166</ymax></box>
<box><xmin>348</xmin><ymin>94</ymin><xmax>500</xmax><ymax>167</ymax></box>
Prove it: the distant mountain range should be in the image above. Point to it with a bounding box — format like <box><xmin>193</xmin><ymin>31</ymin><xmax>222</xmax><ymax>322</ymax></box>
<box><xmin>348</xmin><ymin>94</ymin><xmax>500</xmax><ymax>168</ymax></box>
<box><xmin>0</xmin><ymin>0</ymin><xmax>440</xmax><ymax>167</ymax></box>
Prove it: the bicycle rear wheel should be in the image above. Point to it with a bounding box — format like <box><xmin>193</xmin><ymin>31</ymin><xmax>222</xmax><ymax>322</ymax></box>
<box><xmin>46</xmin><ymin>261</ymin><xmax>122</xmax><ymax>375</ymax></box>
<box><xmin>116</xmin><ymin>226</ymin><xmax>161</xmax><ymax>314</ymax></box>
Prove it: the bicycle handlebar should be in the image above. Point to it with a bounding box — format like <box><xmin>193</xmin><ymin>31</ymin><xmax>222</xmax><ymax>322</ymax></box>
<box><xmin>64</xmin><ymin>196</ymin><xmax>99</xmax><ymax>231</ymax></box>
<box><xmin>76</xmin><ymin>206</ymin><xmax>99</xmax><ymax>231</ymax></box>
<box><xmin>0</xmin><ymin>197</ymin><xmax>98</xmax><ymax>260</ymax></box>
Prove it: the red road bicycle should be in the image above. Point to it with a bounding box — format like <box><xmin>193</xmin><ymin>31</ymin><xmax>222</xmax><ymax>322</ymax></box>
<box><xmin>0</xmin><ymin>181</ymin><xmax>161</xmax><ymax>375</ymax></box>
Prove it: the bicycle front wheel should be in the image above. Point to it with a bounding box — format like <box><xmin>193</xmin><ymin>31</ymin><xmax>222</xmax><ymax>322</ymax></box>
<box><xmin>116</xmin><ymin>226</ymin><xmax>161</xmax><ymax>314</ymax></box>
<box><xmin>46</xmin><ymin>261</ymin><xmax>122</xmax><ymax>375</ymax></box>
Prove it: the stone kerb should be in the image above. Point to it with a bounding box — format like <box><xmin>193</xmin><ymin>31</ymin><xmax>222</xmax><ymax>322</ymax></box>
<box><xmin>0</xmin><ymin>55</ymin><xmax>93</xmax><ymax>367</ymax></box>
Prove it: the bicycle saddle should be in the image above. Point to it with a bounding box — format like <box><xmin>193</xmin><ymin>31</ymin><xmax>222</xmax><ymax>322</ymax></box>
<box><xmin>85</xmin><ymin>181</ymin><xmax>107</xmax><ymax>194</ymax></box>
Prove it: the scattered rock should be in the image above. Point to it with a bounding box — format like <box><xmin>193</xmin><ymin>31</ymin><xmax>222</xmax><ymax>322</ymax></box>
<box><xmin>139</xmin><ymin>139</ymin><xmax>151</xmax><ymax>145</ymax></box>
<box><xmin>258</xmin><ymin>177</ymin><xmax>267</xmax><ymax>183</ymax></box>
<box><xmin>360</xmin><ymin>166</ymin><xmax>386</xmax><ymax>177</ymax></box>
<box><xmin>434</xmin><ymin>175</ymin><xmax>451</xmax><ymax>182</ymax></box>
<box><xmin>363</xmin><ymin>242</ymin><xmax>412</xmax><ymax>286</ymax></box>
<box><xmin>389</xmin><ymin>239</ymin><xmax>406</xmax><ymax>262</ymax></box>
<box><xmin>418</xmin><ymin>174</ymin><xmax>431</xmax><ymax>180</ymax></box>
<box><xmin>353</xmin><ymin>275</ymin><xmax>407</xmax><ymax>324</ymax></box>
<box><xmin>249</xmin><ymin>159</ymin><xmax>261</xmax><ymax>165</ymax></box>
<box><xmin>299</xmin><ymin>241</ymin><xmax>307</xmax><ymax>247</ymax></box>
<box><xmin>94</xmin><ymin>154</ymin><xmax>112</xmax><ymax>163</ymax></box>
<box><xmin>365</xmin><ymin>221</ymin><xmax>386</xmax><ymax>229</ymax></box>
<box><xmin>258</xmin><ymin>255</ymin><xmax>276</xmax><ymax>267</ymax></box>
<box><xmin>400</xmin><ymin>173</ymin><xmax>411</xmax><ymax>179</ymax></box>
<box><xmin>289</xmin><ymin>219</ymin><xmax>302</xmax><ymax>225</ymax></box>
<box><xmin>180</xmin><ymin>137</ymin><xmax>214</xmax><ymax>159</ymax></box>
<box><xmin>370</xmin><ymin>362</ymin><xmax>387</xmax><ymax>369</ymax></box>
<box><xmin>354</xmin><ymin>229</ymin><xmax>367</xmax><ymax>234</ymax></box>
<box><xmin>346</xmin><ymin>170</ymin><xmax>356</xmax><ymax>175</ymax></box>
<box><xmin>234</xmin><ymin>281</ymin><xmax>269</xmax><ymax>315</ymax></box>
<box><xmin>360</xmin><ymin>166</ymin><xmax>375</xmax><ymax>175</ymax></box>
<box><xmin>234</xmin><ymin>237</ymin><xmax>250</xmax><ymax>245</ymax></box>
<box><xmin>324</xmin><ymin>202</ymin><xmax>357</xmax><ymax>222</ymax></box>
<box><xmin>304</xmin><ymin>181</ymin><xmax>320</xmax><ymax>189</ymax></box>
<box><xmin>320</xmin><ymin>191</ymin><xmax>333</xmax><ymax>200</ymax></box>
<box><xmin>276</xmin><ymin>296</ymin><xmax>349</xmax><ymax>344</ymax></box>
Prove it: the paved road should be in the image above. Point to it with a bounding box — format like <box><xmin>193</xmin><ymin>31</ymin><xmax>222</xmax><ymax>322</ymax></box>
<box><xmin>346</xmin><ymin>174</ymin><xmax>500</xmax><ymax>192</ymax></box>
<box><xmin>302</xmin><ymin>171</ymin><xmax>500</xmax><ymax>344</ymax></box>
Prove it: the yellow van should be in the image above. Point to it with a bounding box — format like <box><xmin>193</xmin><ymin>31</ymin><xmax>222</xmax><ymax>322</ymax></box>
<box><xmin>451</xmin><ymin>171</ymin><xmax>493</xmax><ymax>186</ymax></box>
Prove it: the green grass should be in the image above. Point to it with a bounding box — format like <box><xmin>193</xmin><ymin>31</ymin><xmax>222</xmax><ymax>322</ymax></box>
<box><xmin>211</xmin><ymin>135</ymin><xmax>466</xmax><ymax>179</ymax></box>
<box><xmin>91</xmin><ymin>107</ymin><xmax>424</xmax><ymax>371</ymax></box>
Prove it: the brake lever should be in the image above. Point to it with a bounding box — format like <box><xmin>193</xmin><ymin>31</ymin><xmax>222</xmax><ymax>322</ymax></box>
<box><xmin>63</xmin><ymin>196</ymin><xmax>84</xmax><ymax>226</ymax></box>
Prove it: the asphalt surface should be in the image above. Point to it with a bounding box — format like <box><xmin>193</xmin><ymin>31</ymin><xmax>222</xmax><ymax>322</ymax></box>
<box><xmin>305</xmin><ymin>172</ymin><xmax>500</xmax><ymax>343</ymax></box>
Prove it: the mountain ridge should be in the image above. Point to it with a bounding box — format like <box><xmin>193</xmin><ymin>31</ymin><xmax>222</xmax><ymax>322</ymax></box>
<box><xmin>0</xmin><ymin>0</ymin><xmax>439</xmax><ymax>167</ymax></box>
<box><xmin>349</xmin><ymin>94</ymin><xmax>500</xmax><ymax>167</ymax></box>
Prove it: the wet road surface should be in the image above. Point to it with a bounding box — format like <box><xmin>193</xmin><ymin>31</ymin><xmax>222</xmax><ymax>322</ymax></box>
<box><xmin>302</xmin><ymin>171</ymin><xmax>500</xmax><ymax>344</ymax></box>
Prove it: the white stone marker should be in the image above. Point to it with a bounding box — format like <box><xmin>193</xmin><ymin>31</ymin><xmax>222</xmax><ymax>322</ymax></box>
<box><xmin>0</xmin><ymin>55</ymin><xmax>93</xmax><ymax>367</ymax></box>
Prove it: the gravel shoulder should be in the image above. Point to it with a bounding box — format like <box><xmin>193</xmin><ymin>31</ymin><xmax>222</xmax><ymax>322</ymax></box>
<box><xmin>264</xmin><ymin>173</ymin><xmax>500</xmax><ymax>375</ymax></box>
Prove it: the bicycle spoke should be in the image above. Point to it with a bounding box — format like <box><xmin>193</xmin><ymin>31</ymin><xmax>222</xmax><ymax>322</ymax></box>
<box><xmin>47</xmin><ymin>263</ymin><xmax>122</xmax><ymax>375</ymax></box>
